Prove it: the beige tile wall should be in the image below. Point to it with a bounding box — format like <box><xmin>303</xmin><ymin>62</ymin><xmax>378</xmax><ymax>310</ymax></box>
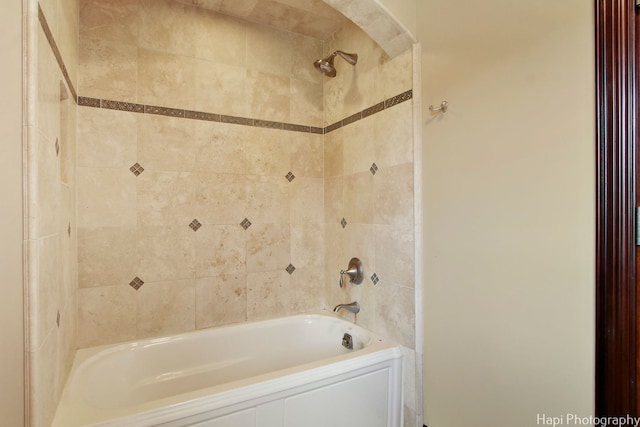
<box><xmin>76</xmin><ymin>108</ymin><xmax>326</xmax><ymax>346</ymax></box>
<box><xmin>26</xmin><ymin>0</ymin><xmax>417</xmax><ymax>425</ymax></box>
<box><xmin>78</xmin><ymin>0</ymin><xmax>324</xmax><ymax>126</ymax></box>
<box><xmin>39</xmin><ymin>0</ymin><xmax>79</xmax><ymax>91</ymax></box>
<box><xmin>76</xmin><ymin>0</ymin><xmax>326</xmax><ymax>347</ymax></box>
<box><xmin>28</xmin><ymin>2</ymin><xmax>79</xmax><ymax>426</ymax></box>
<box><xmin>322</xmin><ymin>21</ymin><xmax>417</xmax><ymax>427</ymax></box>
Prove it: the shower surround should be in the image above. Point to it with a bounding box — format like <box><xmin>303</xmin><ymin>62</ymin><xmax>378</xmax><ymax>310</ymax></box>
<box><xmin>76</xmin><ymin>0</ymin><xmax>415</xmax><ymax>350</ymax></box>
<box><xmin>76</xmin><ymin>0</ymin><xmax>327</xmax><ymax>347</ymax></box>
<box><xmin>29</xmin><ymin>0</ymin><xmax>418</xmax><ymax>425</ymax></box>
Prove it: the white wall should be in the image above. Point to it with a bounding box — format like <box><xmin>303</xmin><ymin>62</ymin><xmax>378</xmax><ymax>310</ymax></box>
<box><xmin>418</xmin><ymin>1</ymin><xmax>595</xmax><ymax>426</ymax></box>
<box><xmin>0</xmin><ymin>1</ymin><xmax>25</xmax><ymax>425</ymax></box>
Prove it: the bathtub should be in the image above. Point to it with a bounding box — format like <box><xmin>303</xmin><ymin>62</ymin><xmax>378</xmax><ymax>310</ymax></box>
<box><xmin>53</xmin><ymin>311</ymin><xmax>403</xmax><ymax>427</ymax></box>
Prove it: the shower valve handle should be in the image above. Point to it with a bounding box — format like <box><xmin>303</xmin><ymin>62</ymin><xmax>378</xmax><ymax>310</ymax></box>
<box><xmin>339</xmin><ymin>258</ymin><xmax>364</xmax><ymax>288</ymax></box>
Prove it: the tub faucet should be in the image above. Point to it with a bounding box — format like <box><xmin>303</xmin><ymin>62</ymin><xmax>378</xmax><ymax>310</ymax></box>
<box><xmin>333</xmin><ymin>301</ymin><xmax>360</xmax><ymax>314</ymax></box>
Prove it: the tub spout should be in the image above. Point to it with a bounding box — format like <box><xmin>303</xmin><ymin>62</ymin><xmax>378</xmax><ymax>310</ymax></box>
<box><xmin>333</xmin><ymin>301</ymin><xmax>360</xmax><ymax>314</ymax></box>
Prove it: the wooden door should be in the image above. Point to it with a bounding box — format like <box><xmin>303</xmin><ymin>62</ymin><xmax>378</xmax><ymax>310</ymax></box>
<box><xmin>595</xmin><ymin>0</ymin><xmax>638</xmax><ymax>417</ymax></box>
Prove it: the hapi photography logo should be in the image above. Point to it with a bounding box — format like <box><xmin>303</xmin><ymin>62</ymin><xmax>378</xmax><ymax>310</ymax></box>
<box><xmin>537</xmin><ymin>414</ymin><xmax>640</xmax><ymax>427</ymax></box>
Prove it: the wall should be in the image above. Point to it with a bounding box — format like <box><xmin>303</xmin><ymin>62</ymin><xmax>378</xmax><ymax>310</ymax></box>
<box><xmin>375</xmin><ymin>0</ymin><xmax>416</xmax><ymax>39</ymax></box>
<box><xmin>76</xmin><ymin>1</ymin><xmax>419</xmax><ymax>425</ymax></box>
<box><xmin>418</xmin><ymin>1</ymin><xmax>595</xmax><ymax>426</ymax></box>
<box><xmin>76</xmin><ymin>0</ymin><xmax>326</xmax><ymax>347</ymax></box>
<box><xmin>0</xmin><ymin>1</ymin><xmax>25</xmax><ymax>425</ymax></box>
<box><xmin>323</xmin><ymin>0</ymin><xmax>415</xmax><ymax>57</ymax></box>
<box><xmin>322</xmin><ymin>21</ymin><xmax>418</xmax><ymax>427</ymax></box>
<box><xmin>76</xmin><ymin>3</ymin><xmax>420</xmax><ymax>425</ymax></box>
<box><xmin>27</xmin><ymin>0</ymin><xmax>79</xmax><ymax>425</ymax></box>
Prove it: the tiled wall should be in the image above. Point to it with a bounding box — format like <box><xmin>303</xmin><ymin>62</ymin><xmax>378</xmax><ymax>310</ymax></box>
<box><xmin>25</xmin><ymin>0</ymin><xmax>417</xmax><ymax>425</ymax></box>
<box><xmin>78</xmin><ymin>0</ymin><xmax>324</xmax><ymax>127</ymax></box>
<box><xmin>75</xmin><ymin>6</ymin><xmax>417</xmax><ymax>426</ymax></box>
<box><xmin>322</xmin><ymin>22</ymin><xmax>417</xmax><ymax>427</ymax></box>
<box><xmin>28</xmin><ymin>2</ymin><xmax>79</xmax><ymax>426</ymax></box>
<box><xmin>76</xmin><ymin>0</ymin><xmax>326</xmax><ymax>347</ymax></box>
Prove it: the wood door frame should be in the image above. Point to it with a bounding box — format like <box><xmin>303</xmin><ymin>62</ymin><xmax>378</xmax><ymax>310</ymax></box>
<box><xmin>595</xmin><ymin>0</ymin><xmax>638</xmax><ymax>416</ymax></box>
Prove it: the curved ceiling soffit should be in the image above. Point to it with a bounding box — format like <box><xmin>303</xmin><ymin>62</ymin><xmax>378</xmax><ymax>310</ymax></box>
<box><xmin>322</xmin><ymin>0</ymin><xmax>416</xmax><ymax>58</ymax></box>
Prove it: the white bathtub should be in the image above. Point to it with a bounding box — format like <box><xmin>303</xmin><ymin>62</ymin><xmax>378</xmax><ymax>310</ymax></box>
<box><xmin>53</xmin><ymin>311</ymin><xmax>403</xmax><ymax>427</ymax></box>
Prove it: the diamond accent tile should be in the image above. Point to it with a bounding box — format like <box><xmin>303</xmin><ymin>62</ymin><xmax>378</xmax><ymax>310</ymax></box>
<box><xmin>370</xmin><ymin>163</ymin><xmax>378</xmax><ymax>175</ymax></box>
<box><xmin>371</xmin><ymin>273</ymin><xmax>380</xmax><ymax>285</ymax></box>
<box><xmin>341</xmin><ymin>218</ymin><xmax>347</xmax><ymax>229</ymax></box>
<box><xmin>189</xmin><ymin>219</ymin><xmax>202</xmax><ymax>231</ymax></box>
<box><xmin>286</xmin><ymin>264</ymin><xmax>296</xmax><ymax>274</ymax></box>
<box><xmin>285</xmin><ymin>171</ymin><xmax>295</xmax><ymax>182</ymax></box>
<box><xmin>129</xmin><ymin>162</ymin><xmax>145</xmax><ymax>176</ymax></box>
<box><xmin>129</xmin><ymin>276</ymin><xmax>144</xmax><ymax>290</ymax></box>
<box><xmin>240</xmin><ymin>218</ymin><xmax>252</xmax><ymax>230</ymax></box>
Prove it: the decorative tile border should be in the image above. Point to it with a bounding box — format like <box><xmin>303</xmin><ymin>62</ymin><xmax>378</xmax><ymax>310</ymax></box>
<box><xmin>309</xmin><ymin>126</ymin><xmax>324</xmax><ymax>134</ymax></box>
<box><xmin>186</xmin><ymin>110</ymin><xmax>220</xmax><ymax>122</ymax></box>
<box><xmin>104</xmin><ymin>100</ymin><xmax>144</xmax><ymax>113</ymax></box>
<box><xmin>76</xmin><ymin>89</ymin><xmax>413</xmax><ymax>136</ymax></box>
<box><xmin>325</xmin><ymin>121</ymin><xmax>343</xmax><ymax>133</ymax></box>
<box><xmin>385</xmin><ymin>90</ymin><xmax>413</xmax><ymax>108</ymax></box>
<box><xmin>255</xmin><ymin>119</ymin><xmax>283</xmax><ymax>130</ymax></box>
<box><xmin>145</xmin><ymin>105</ymin><xmax>184</xmax><ymax>118</ymax></box>
<box><xmin>324</xmin><ymin>89</ymin><xmax>413</xmax><ymax>134</ymax></box>
<box><xmin>221</xmin><ymin>115</ymin><xmax>253</xmax><ymax>126</ymax></box>
<box><xmin>362</xmin><ymin>101</ymin><xmax>385</xmax><ymax>118</ymax></box>
<box><xmin>342</xmin><ymin>111</ymin><xmax>362</xmax><ymax>126</ymax></box>
<box><xmin>78</xmin><ymin>97</ymin><xmax>100</xmax><ymax>108</ymax></box>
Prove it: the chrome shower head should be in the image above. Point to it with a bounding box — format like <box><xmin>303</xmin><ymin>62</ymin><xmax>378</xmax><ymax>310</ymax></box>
<box><xmin>313</xmin><ymin>50</ymin><xmax>358</xmax><ymax>77</ymax></box>
<box><xmin>314</xmin><ymin>56</ymin><xmax>337</xmax><ymax>77</ymax></box>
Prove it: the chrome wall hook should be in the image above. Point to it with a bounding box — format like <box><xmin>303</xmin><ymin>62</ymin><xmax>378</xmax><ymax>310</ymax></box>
<box><xmin>429</xmin><ymin>100</ymin><xmax>448</xmax><ymax>113</ymax></box>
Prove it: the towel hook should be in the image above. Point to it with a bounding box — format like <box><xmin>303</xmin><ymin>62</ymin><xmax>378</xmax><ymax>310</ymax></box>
<box><xmin>429</xmin><ymin>101</ymin><xmax>448</xmax><ymax>113</ymax></box>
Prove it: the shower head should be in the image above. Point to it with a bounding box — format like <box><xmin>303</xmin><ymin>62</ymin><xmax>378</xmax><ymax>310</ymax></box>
<box><xmin>313</xmin><ymin>50</ymin><xmax>358</xmax><ymax>77</ymax></box>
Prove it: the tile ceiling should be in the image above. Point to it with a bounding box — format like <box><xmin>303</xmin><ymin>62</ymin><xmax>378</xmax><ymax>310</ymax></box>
<box><xmin>178</xmin><ymin>0</ymin><xmax>350</xmax><ymax>40</ymax></box>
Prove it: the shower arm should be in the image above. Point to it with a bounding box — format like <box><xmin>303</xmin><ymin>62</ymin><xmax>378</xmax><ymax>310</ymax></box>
<box><xmin>333</xmin><ymin>50</ymin><xmax>358</xmax><ymax>65</ymax></box>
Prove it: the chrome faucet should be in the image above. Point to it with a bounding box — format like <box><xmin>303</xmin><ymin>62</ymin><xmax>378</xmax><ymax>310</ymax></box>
<box><xmin>333</xmin><ymin>301</ymin><xmax>360</xmax><ymax>314</ymax></box>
